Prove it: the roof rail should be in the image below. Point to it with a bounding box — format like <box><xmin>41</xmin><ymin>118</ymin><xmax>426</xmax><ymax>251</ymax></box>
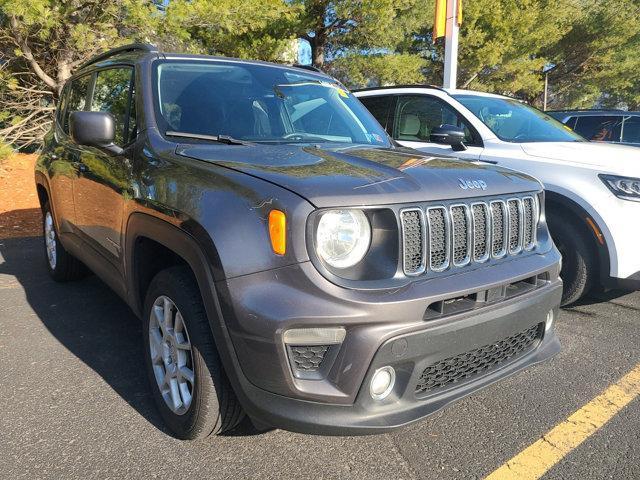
<box><xmin>292</xmin><ymin>64</ymin><xmax>324</xmax><ymax>73</ymax></box>
<box><xmin>78</xmin><ymin>43</ymin><xmax>159</xmax><ymax>71</ymax></box>
<box><xmin>352</xmin><ymin>84</ymin><xmax>446</xmax><ymax>93</ymax></box>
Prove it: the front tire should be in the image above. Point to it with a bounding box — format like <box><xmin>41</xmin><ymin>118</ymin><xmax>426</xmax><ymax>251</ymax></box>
<box><xmin>548</xmin><ymin>217</ymin><xmax>597</xmax><ymax>306</ymax></box>
<box><xmin>42</xmin><ymin>201</ymin><xmax>86</xmax><ymax>281</ymax></box>
<box><xmin>143</xmin><ymin>266</ymin><xmax>244</xmax><ymax>439</ymax></box>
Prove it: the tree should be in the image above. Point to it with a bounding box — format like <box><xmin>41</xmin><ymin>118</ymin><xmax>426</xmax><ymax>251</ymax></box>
<box><xmin>293</xmin><ymin>0</ymin><xmax>431</xmax><ymax>68</ymax></box>
<box><xmin>543</xmin><ymin>0</ymin><xmax>640</xmax><ymax>109</ymax></box>
<box><xmin>159</xmin><ymin>0</ymin><xmax>301</xmax><ymax>61</ymax></box>
<box><xmin>328</xmin><ymin>52</ymin><xmax>427</xmax><ymax>88</ymax></box>
<box><xmin>0</xmin><ymin>0</ymin><xmax>158</xmax><ymax>148</ymax></box>
<box><xmin>402</xmin><ymin>0</ymin><xmax>575</xmax><ymax>102</ymax></box>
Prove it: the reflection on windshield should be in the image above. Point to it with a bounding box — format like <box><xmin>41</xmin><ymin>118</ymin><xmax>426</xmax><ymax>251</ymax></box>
<box><xmin>454</xmin><ymin>95</ymin><xmax>585</xmax><ymax>143</ymax></box>
<box><xmin>155</xmin><ymin>61</ymin><xmax>389</xmax><ymax>147</ymax></box>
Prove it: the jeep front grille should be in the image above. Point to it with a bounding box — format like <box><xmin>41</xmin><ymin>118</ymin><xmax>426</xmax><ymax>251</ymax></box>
<box><xmin>400</xmin><ymin>194</ymin><xmax>538</xmax><ymax>276</ymax></box>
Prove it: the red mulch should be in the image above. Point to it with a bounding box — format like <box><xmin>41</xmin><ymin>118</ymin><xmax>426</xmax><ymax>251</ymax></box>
<box><xmin>0</xmin><ymin>153</ymin><xmax>42</xmax><ymax>238</ymax></box>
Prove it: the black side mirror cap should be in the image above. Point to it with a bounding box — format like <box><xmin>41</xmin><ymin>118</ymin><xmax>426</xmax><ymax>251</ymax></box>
<box><xmin>69</xmin><ymin>111</ymin><xmax>123</xmax><ymax>155</ymax></box>
<box><xmin>430</xmin><ymin>124</ymin><xmax>467</xmax><ymax>152</ymax></box>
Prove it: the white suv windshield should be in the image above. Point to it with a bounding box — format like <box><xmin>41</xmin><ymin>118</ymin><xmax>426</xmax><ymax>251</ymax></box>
<box><xmin>454</xmin><ymin>95</ymin><xmax>585</xmax><ymax>143</ymax></box>
<box><xmin>154</xmin><ymin>60</ymin><xmax>389</xmax><ymax>146</ymax></box>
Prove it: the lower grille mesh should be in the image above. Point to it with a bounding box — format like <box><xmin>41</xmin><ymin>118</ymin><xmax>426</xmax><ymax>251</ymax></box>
<box><xmin>415</xmin><ymin>323</ymin><xmax>541</xmax><ymax>395</ymax></box>
<box><xmin>289</xmin><ymin>345</ymin><xmax>330</xmax><ymax>372</ymax></box>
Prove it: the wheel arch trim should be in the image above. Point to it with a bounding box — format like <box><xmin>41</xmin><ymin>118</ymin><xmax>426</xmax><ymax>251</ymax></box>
<box><xmin>544</xmin><ymin>189</ymin><xmax>612</xmax><ymax>282</ymax></box>
<box><xmin>124</xmin><ymin>212</ymin><xmax>258</xmax><ymax>415</ymax></box>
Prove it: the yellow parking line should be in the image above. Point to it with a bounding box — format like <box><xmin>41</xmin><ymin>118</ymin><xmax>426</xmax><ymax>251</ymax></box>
<box><xmin>485</xmin><ymin>363</ymin><xmax>640</xmax><ymax>480</ymax></box>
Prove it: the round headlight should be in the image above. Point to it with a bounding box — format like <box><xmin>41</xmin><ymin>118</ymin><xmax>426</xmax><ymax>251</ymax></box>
<box><xmin>316</xmin><ymin>209</ymin><xmax>371</xmax><ymax>269</ymax></box>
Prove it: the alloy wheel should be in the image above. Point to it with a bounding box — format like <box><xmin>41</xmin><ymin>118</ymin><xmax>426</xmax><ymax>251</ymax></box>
<box><xmin>149</xmin><ymin>295</ymin><xmax>195</xmax><ymax>415</ymax></box>
<box><xmin>44</xmin><ymin>212</ymin><xmax>57</xmax><ymax>270</ymax></box>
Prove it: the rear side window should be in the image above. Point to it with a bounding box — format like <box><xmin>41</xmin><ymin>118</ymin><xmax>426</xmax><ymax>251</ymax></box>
<box><xmin>574</xmin><ymin>115</ymin><xmax>622</xmax><ymax>142</ymax></box>
<box><xmin>90</xmin><ymin>68</ymin><xmax>136</xmax><ymax>146</ymax></box>
<box><xmin>63</xmin><ymin>74</ymin><xmax>91</xmax><ymax>133</ymax></box>
<box><xmin>565</xmin><ymin>116</ymin><xmax>578</xmax><ymax>130</ymax></box>
<box><xmin>359</xmin><ymin>95</ymin><xmax>394</xmax><ymax>132</ymax></box>
<box><xmin>622</xmin><ymin>116</ymin><xmax>640</xmax><ymax>144</ymax></box>
<box><xmin>392</xmin><ymin>95</ymin><xmax>478</xmax><ymax>145</ymax></box>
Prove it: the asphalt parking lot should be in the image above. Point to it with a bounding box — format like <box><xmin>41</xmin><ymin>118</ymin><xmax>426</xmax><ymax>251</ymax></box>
<box><xmin>1</xmin><ymin>235</ymin><xmax>638</xmax><ymax>480</ymax></box>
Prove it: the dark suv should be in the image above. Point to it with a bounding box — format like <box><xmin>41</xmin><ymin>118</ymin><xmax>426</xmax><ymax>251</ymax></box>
<box><xmin>35</xmin><ymin>44</ymin><xmax>562</xmax><ymax>439</ymax></box>
<box><xmin>548</xmin><ymin>110</ymin><xmax>640</xmax><ymax>146</ymax></box>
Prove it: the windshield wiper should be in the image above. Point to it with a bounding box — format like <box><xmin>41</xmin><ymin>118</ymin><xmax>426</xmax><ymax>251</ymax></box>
<box><xmin>165</xmin><ymin>130</ymin><xmax>247</xmax><ymax>145</ymax></box>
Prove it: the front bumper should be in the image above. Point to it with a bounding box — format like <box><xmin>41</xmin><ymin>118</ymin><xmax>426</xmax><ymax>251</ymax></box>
<box><xmin>217</xmin><ymin>250</ymin><xmax>562</xmax><ymax>435</ymax></box>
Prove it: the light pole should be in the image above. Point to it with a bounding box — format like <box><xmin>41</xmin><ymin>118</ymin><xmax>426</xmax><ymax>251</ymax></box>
<box><xmin>542</xmin><ymin>64</ymin><xmax>555</xmax><ymax>111</ymax></box>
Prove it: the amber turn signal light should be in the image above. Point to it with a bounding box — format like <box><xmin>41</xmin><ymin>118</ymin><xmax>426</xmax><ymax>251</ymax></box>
<box><xmin>269</xmin><ymin>210</ymin><xmax>286</xmax><ymax>255</ymax></box>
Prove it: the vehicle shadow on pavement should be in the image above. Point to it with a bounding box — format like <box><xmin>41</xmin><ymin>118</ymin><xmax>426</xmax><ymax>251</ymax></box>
<box><xmin>0</xmin><ymin>235</ymin><xmax>260</xmax><ymax>438</ymax></box>
<box><xmin>571</xmin><ymin>288</ymin><xmax>637</xmax><ymax>308</ymax></box>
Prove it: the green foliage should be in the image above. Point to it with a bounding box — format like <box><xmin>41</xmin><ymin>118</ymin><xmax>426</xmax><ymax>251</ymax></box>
<box><xmin>1</xmin><ymin>0</ymin><xmax>640</xmax><ymax>149</ymax></box>
<box><xmin>159</xmin><ymin>0</ymin><xmax>301</xmax><ymax>61</ymax></box>
<box><xmin>543</xmin><ymin>0</ymin><xmax>640</xmax><ymax>109</ymax></box>
<box><xmin>328</xmin><ymin>53</ymin><xmax>427</xmax><ymax>88</ymax></box>
<box><xmin>0</xmin><ymin>139</ymin><xmax>14</xmax><ymax>164</ymax></box>
<box><xmin>293</xmin><ymin>0</ymin><xmax>432</xmax><ymax>66</ymax></box>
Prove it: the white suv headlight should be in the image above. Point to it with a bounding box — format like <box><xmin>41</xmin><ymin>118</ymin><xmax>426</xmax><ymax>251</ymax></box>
<box><xmin>600</xmin><ymin>174</ymin><xmax>640</xmax><ymax>202</ymax></box>
<box><xmin>316</xmin><ymin>209</ymin><xmax>371</xmax><ymax>268</ymax></box>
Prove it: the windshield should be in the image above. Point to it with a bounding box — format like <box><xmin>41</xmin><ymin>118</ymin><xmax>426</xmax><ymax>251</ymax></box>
<box><xmin>153</xmin><ymin>60</ymin><xmax>390</xmax><ymax>146</ymax></box>
<box><xmin>453</xmin><ymin>94</ymin><xmax>585</xmax><ymax>143</ymax></box>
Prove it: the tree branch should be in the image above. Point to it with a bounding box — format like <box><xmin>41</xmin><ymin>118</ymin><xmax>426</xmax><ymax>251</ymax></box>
<box><xmin>9</xmin><ymin>16</ymin><xmax>58</xmax><ymax>92</ymax></box>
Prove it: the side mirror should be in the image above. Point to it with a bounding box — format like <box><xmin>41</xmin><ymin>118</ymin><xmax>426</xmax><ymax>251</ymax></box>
<box><xmin>69</xmin><ymin>111</ymin><xmax>123</xmax><ymax>155</ymax></box>
<box><xmin>430</xmin><ymin>124</ymin><xmax>467</xmax><ymax>152</ymax></box>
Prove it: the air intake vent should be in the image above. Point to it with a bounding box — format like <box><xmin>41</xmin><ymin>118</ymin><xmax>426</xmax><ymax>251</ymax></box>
<box><xmin>400</xmin><ymin>209</ymin><xmax>426</xmax><ymax>275</ymax></box>
<box><xmin>471</xmin><ymin>203</ymin><xmax>490</xmax><ymax>262</ymax></box>
<box><xmin>522</xmin><ymin>196</ymin><xmax>537</xmax><ymax>250</ymax></box>
<box><xmin>491</xmin><ymin>201</ymin><xmax>507</xmax><ymax>258</ymax></box>
<box><xmin>508</xmin><ymin>199</ymin><xmax>522</xmax><ymax>253</ymax></box>
<box><xmin>289</xmin><ymin>345</ymin><xmax>331</xmax><ymax>372</ymax></box>
<box><xmin>451</xmin><ymin>205</ymin><xmax>471</xmax><ymax>266</ymax></box>
<box><xmin>427</xmin><ymin>207</ymin><xmax>449</xmax><ymax>271</ymax></box>
<box><xmin>415</xmin><ymin>323</ymin><xmax>542</xmax><ymax>395</ymax></box>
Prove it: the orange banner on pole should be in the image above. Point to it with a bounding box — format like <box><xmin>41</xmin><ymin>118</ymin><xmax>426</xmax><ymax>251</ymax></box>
<box><xmin>433</xmin><ymin>0</ymin><xmax>462</xmax><ymax>41</ymax></box>
<box><xmin>433</xmin><ymin>0</ymin><xmax>447</xmax><ymax>40</ymax></box>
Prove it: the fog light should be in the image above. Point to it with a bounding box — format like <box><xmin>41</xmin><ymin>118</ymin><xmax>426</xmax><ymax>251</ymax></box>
<box><xmin>370</xmin><ymin>366</ymin><xmax>395</xmax><ymax>400</ymax></box>
<box><xmin>545</xmin><ymin>309</ymin><xmax>554</xmax><ymax>332</ymax></box>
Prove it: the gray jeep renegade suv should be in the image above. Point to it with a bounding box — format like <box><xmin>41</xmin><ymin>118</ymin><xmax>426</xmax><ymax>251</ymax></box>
<box><xmin>35</xmin><ymin>44</ymin><xmax>562</xmax><ymax>439</ymax></box>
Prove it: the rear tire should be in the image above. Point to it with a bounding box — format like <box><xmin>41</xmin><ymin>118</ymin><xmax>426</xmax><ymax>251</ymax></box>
<box><xmin>548</xmin><ymin>217</ymin><xmax>597</xmax><ymax>306</ymax></box>
<box><xmin>143</xmin><ymin>266</ymin><xmax>244</xmax><ymax>439</ymax></box>
<box><xmin>42</xmin><ymin>201</ymin><xmax>86</xmax><ymax>282</ymax></box>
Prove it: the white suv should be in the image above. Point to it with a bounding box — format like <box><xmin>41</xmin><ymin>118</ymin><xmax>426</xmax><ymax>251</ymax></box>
<box><xmin>355</xmin><ymin>87</ymin><xmax>640</xmax><ymax>305</ymax></box>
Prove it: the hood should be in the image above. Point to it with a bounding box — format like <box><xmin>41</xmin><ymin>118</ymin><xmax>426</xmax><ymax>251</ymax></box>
<box><xmin>520</xmin><ymin>142</ymin><xmax>640</xmax><ymax>175</ymax></box>
<box><xmin>176</xmin><ymin>144</ymin><xmax>541</xmax><ymax>208</ymax></box>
